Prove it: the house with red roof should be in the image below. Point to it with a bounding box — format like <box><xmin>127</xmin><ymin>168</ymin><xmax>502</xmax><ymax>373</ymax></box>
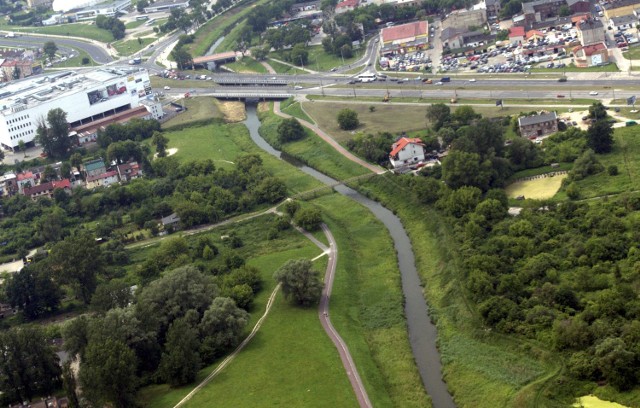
<box><xmin>389</xmin><ymin>137</ymin><xmax>426</xmax><ymax>169</ymax></box>
<box><xmin>23</xmin><ymin>179</ymin><xmax>71</xmax><ymax>200</ymax></box>
<box><xmin>380</xmin><ymin>21</ymin><xmax>429</xmax><ymax>55</ymax></box>
<box><xmin>508</xmin><ymin>26</ymin><xmax>525</xmax><ymax>44</ymax></box>
<box><xmin>116</xmin><ymin>161</ymin><xmax>143</xmax><ymax>182</ymax></box>
<box><xmin>572</xmin><ymin>42</ymin><xmax>609</xmax><ymax>67</ymax></box>
<box><xmin>16</xmin><ymin>171</ymin><xmax>35</xmax><ymax>194</ymax></box>
<box><xmin>335</xmin><ymin>0</ymin><xmax>358</xmax><ymax>14</ymax></box>
<box><xmin>86</xmin><ymin>170</ymin><xmax>119</xmax><ymax>189</ymax></box>
<box><xmin>525</xmin><ymin>29</ymin><xmax>545</xmax><ymax>42</ymax></box>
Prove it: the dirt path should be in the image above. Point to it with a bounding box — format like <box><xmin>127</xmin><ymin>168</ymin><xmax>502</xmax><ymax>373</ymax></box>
<box><xmin>172</xmin><ymin>283</ymin><xmax>281</xmax><ymax>408</ymax></box>
<box><xmin>273</xmin><ymin>102</ymin><xmax>386</xmax><ymax>175</ymax></box>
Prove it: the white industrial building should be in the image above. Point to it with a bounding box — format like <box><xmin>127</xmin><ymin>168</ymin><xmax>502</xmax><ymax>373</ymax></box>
<box><xmin>0</xmin><ymin>68</ymin><xmax>157</xmax><ymax>151</ymax></box>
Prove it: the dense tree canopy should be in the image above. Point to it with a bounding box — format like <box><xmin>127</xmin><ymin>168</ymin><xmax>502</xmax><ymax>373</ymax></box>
<box><xmin>274</xmin><ymin>259</ymin><xmax>323</xmax><ymax>306</ymax></box>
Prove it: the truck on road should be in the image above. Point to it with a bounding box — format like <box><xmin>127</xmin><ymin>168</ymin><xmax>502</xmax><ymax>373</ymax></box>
<box><xmin>440</xmin><ymin>77</ymin><xmax>451</xmax><ymax>82</ymax></box>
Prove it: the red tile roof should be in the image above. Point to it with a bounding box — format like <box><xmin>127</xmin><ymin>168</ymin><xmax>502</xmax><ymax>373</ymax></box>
<box><xmin>336</xmin><ymin>0</ymin><xmax>358</xmax><ymax>8</ymax></box>
<box><xmin>509</xmin><ymin>26</ymin><xmax>525</xmax><ymax>38</ymax></box>
<box><xmin>17</xmin><ymin>171</ymin><xmax>34</xmax><ymax>181</ymax></box>
<box><xmin>381</xmin><ymin>21</ymin><xmax>428</xmax><ymax>43</ymax></box>
<box><xmin>573</xmin><ymin>42</ymin><xmax>607</xmax><ymax>56</ymax></box>
<box><xmin>24</xmin><ymin>179</ymin><xmax>70</xmax><ymax>197</ymax></box>
<box><xmin>390</xmin><ymin>137</ymin><xmax>424</xmax><ymax>157</ymax></box>
<box><xmin>525</xmin><ymin>30</ymin><xmax>544</xmax><ymax>39</ymax></box>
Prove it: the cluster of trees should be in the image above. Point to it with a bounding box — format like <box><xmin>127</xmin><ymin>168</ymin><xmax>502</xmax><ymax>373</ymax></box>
<box><xmin>95</xmin><ymin>15</ymin><xmax>126</xmax><ymax>40</ymax></box>
<box><xmin>61</xmin><ymin>265</ymin><xmax>251</xmax><ymax>407</ymax></box>
<box><xmin>170</xmin><ymin>34</ymin><xmax>195</xmax><ymax>70</ymax></box>
<box><xmin>36</xmin><ymin>108</ymin><xmax>72</xmax><ymax>159</ymax></box>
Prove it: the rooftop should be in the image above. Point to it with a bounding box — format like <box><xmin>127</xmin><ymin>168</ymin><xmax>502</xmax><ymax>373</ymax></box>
<box><xmin>509</xmin><ymin>26</ymin><xmax>526</xmax><ymax>37</ymax></box>
<box><xmin>610</xmin><ymin>14</ymin><xmax>638</xmax><ymax>24</ymax></box>
<box><xmin>86</xmin><ymin>170</ymin><xmax>118</xmax><ymax>183</ymax></box>
<box><xmin>381</xmin><ymin>21</ymin><xmax>428</xmax><ymax>43</ymax></box>
<box><xmin>390</xmin><ymin>137</ymin><xmax>425</xmax><ymax>157</ymax></box>
<box><xmin>574</xmin><ymin>42</ymin><xmax>607</xmax><ymax>56</ymax></box>
<box><xmin>577</xmin><ymin>17</ymin><xmax>604</xmax><ymax>29</ymax></box>
<box><xmin>518</xmin><ymin>112</ymin><xmax>557</xmax><ymax>127</ymax></box>
<box><xmin>603</xmin><ymin>0</ymin><xmax>640</xmax><ymax>9</ymax></box>
<box><xmin>336</xmin><ymin>0</ymin><xmax>358</xmax><ymax>8</ymax></box>
<box><xmin>24</xmin><ymin>179</ymin><xmax>71</xmax><ymax>196</ymax></box>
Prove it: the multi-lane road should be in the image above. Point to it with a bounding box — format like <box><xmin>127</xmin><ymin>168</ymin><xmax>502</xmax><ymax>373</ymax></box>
<box><xmin>0</xmin><ymin>34</ymin><xmax>113</xmax><ymax>64</ymax></box>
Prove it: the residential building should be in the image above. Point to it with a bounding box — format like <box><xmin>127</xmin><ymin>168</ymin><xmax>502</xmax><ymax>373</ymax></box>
<box><xmin>526</xmin><ymin>29</ymin><xmax>545</xmax><ymax>42</ymax></box>
<box><xmin>139</xmin><ymin>97</ymin><xmax>164</xmax><ymax>120</ymax></box>
<box><xmin>335</xmin><ymin>0</ymin><xmax>359</xmax><ymax>13</ymax></box>
<box><xmin>116</xmin><ymin>161</ymin><xmax>142</xmax><ymax>182</ymax></box>
<box><xmin>86</xmin><ymin>170</ymin><xmax>119</xmax><ymax>189</ymax></box>
<box><xmin>521</xmin><ymin>0</ymin><xmax>567</xmax><ymax>28</ymax></box>
<box><xmin>610</xmin><ymin>14</ymin><xmax>638</xmax><ymax>30</ymax></box>
<box><xmin>69</xmin><ymin>105</ymin><xmax>156</xmax><ymax>145</ymax></box>
<box><xmin>0</xmin><ymin>68</ymin><xmax>153</xmax><ymax>151</ymax></box>
<box><xmin>442</xmin><ymin>29</ymin><xmax>495</xmax><ymax>49</ymax></box>
<box><xmin>509</xmin><ymin>26</ymin><xmax>526</xmax><ymax>43</ymax></box>
<box><xmin>16</xmin><ymin>171</ymin><xmax>35</xmax><ymax>194</ymax></box>
<box><xmin>572</xmin><ymin>42</ymin><xmax>609</xmax><ymax>67</ymax></box>
<box><xmin>82</xmin><ymin>158</ymin><xmax>107</xmax><ymax>178</ymax></box>
<box><xmin>442</xmin><ymin>9</ymin><xmax>487</xmax><ymax>31</ymax></box>
<box><xmin>161</xmin><ymin>213</ymin><xmax>181</xmax><ymax>231</ymax></box>
<box><xmin>389</xmin><ymin>137</ymin><xmax>426</xmax><ymax>168</ymax></box>
<box><xmin>27</xmin><ymin>0</ymin><xmax>54</xmax><ymax>8</ymax></box>
<box><xmin>379</xmin><ymin>21</ymin><xmax>429</xmax><ymax>55</ymax></box>
<box><xmin>518</xmin><ymin>112</ymin><xmax>558</xmax><ymax>138</ymax></box>
<box><xmin>0</xmin><ymin>59</ymin><xmax>36</xmax><ymax>82</ymax></box>
<box><xmin>144</xmin><ymin>0</ymin><xmax>189</xmax><ymax>13</ymax></box>
<box><xmin>603</xmin><ymin>0</ymin><xmax>640</xmax><ymax>18</ymax></box>
<box><xmin>290</xmin><ymin>1</ymin><xmax>320</xmax><ymax>12</ymax></box>
<box><xmin>567</xmin><ymin>0</ymin><xmax>590</xmax><ymax>13</ymax></box>
<box><xmin>577</xmin><ymin>18</ymin><xmax>605</xmax><ymax>46</ymax></box>
<box><xmin>0</xmin><ymin>172</ymin><xmax>17</xmax><ymax>196</ymax></box>
<box><xmin>484</xmin><ymin>0</ymin><xmax>502</xmax><ymax>18</ymax></box>
<box><xmin>23</xmin><ymin>179</ymin><xmax>71</xmax><ymax>200</ymax></box>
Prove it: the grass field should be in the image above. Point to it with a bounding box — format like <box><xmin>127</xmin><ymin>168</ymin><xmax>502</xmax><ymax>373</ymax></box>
<box><xmin>162</xmin><ymin>97</ymin><xmax>223</xmax><ymax>129</ymax></box>
<box><xmin>531</xmin><ymin>63</ymin><xmax>618</xmax><ymax>73</ymax></box>
<box><xmin>112</xmin><ymin>37</ymin><xmax>156</xmax><ymax>56</ymax></box>
<box><xmin>505</xmin><ymin>174</ymin><xmax>568</xmax><ymax>199</ymax></box>
<box><xmin>52</xmin><ymin>47</ymin><xmax>97</xmax><ymax>67</ymax></box>
<box><xmin>271</xmin><ymin>45</ymin><xmax>361</xmax><ymax>72</ymax></box>
<box><xmin>125</xmin><ymin>20</ymin><xmax>146</xmax><ymax>29</ymax></box>
<box><xmin>280</xmin><ymin>99</ymin><xmax>315</xmax><ymax>124</ymax></box>
<box><xmin>13</xmin><ymin>23</ymin><xmax>114</xmax><ymax>42</ymax></box>
<box><xmin>266</xmin><ymin>59</ymin><xmax>308</xmax><ymax>75</ymax></box>
<box><xmin>258</xmin><ymin>106</ymin><xmax>369</xmax><ymax>181</ymax></box>
<box><xmin>225</xmin><ymin>57</ymin><xmax>268</xmax><ymax>74</ymax></box>
<box><xmin>302</xmin><ymin>102</ymin><xmax>430</xmax><ymax>143</ymax></box>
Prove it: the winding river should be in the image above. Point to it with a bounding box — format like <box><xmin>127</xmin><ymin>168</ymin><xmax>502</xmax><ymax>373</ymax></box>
<box><xmin>243</xmin><ymin>104</ymin><xmax>456</xmax><ymax>408</ymax></box>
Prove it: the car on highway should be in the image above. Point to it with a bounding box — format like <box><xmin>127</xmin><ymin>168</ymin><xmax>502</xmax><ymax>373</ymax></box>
<box><xmin>164</xmin><ymin>86</ymin><xmax>171</xmax><ymax>90</ymax></box>
<box><xmin>435</xmin><ymin>81</ymin><xmax>443</xmax><ymax>85</ymax></box>
<box><xmin>557</xmin><ymin>94</ymin><xmax>565</xmax><ymax>98</ymax></box>
<box><xmin>589</xmin><ymin>91</ymin><xmax>598</xmax><ymax>95</ymax></box>
<box><xmin>469</xmin><ymin>78</ymin><xmax>476</xmax><ymax>82</ymax></box>
<box><xmin>294</xmin><ymin>85</ymin><xmax>303</xmax><ymax>90</ymax></box>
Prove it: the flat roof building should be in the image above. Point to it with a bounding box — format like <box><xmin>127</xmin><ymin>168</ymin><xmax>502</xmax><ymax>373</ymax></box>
<box><xmin>144</xmin><ymin>0</ymin><xmax>189</xmax><ymax>13</ymax></box>
<box><xmin>0</xmin><ymin>68</ymin><xmax>153</xmax><ymax>151</ymax></box>
<box><xmin>380</xmin><ymin>21</ymin><xmax>429</xmax><ymax>55</ymax></box>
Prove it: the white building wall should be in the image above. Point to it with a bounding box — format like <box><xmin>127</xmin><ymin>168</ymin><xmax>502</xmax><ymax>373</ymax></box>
<box><xmin>397</xmin><ymin>143</ymin><xmax>425</xmax><ymax>163</ymax></box>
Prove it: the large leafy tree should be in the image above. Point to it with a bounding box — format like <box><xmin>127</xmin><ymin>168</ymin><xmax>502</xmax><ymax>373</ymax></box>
<box><xmin>426</xmin><ymin>103</ymin><xmax>451</xmax><ymax>131</ymax></box>
<box><xmin>159</xmin><ymin>317</ymin><xmax>201</xmax><ymax>386</ymax></box>
<box><xmin>587</xmin><ymin>119</ymin><xmax>614</xmax><ymax>154</ymax></box>
<box><xmin>43</xmin><ymin>41</ymin><xmax>57</xmax><ymax>62</ymax></box>
<box><xmin>36</xmin><ymin>108</ymin><xmax>71</xmax><ymax>159</ymax></box>
<box><xmin>337</xmin><ymin>108</ymin><xmax>359</xmax><ymax>130</ymax></box>
<box><xmin>277</xmin><ymin>117</ymin><xmax>305</xmax><ymax>144</ymax></box>
<box><xmin>47</xmin><ymin>230</ymin><xmax>104</xmax><ymax>304</ymax></box>
<box><xmin>273</xmin><ymin>259</ymin><xmax>323</xmax><ymax>306</ymax></box>
<box><xmin>80</xmin><ymin>338</ymin><xmax>138</xmax><ymax>408</ymax></box>
<box><xmin>5</xmin><ymin>263</ymin><xmax>61</xmax><ymax>320</ymax></box>
<box><xmin>171</xmin><ymin>46</ymin><xmax>193</xmax><ymax>70</ymax></box>
<box><xmin>199</xmin><ymin>297</ymin><xmax>249</xmax><ymax>361</ymax></box>
<box><xmin>0</xmin><ymin>327</ymin><xmax>61</xmax><ymax>404</ymax></box>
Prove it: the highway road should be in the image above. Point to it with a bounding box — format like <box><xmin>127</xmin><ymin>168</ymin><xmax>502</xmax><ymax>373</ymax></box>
<box><xmin>0</xmin><ymin>34</ymin><xmax>113</xmax><ymax>64</ymax></box>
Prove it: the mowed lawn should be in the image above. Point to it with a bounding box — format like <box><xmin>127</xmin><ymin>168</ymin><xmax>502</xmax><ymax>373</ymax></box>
<box><xmin>162</xmin><ymin>97</ymin><xmax>223</xmax><ymax>128</ymax></box>
<box><xmin>14</xmin><ymin>23</ymin><xmax>114</xmax><ymax>42</ymax></box>
<box><xmin>505</xmin><ymin>174</ymin><xmax>568</xmax><ymax>200</ymax></box>
<box><xmin>302</xmin><ymin>102</ymin><xmax>429</xmax><ymax>143</ymax></box>
<box><xmin>164</xmin><ymin>122</ymin><xmax>245</xmax><ymax>168</ymax></box>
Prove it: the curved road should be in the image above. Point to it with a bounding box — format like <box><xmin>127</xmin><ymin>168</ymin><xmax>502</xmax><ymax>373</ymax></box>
<box><xmin>0</xmin><ymin>34</ymin><xmax>113</xmax><ymax>64</ymax></box>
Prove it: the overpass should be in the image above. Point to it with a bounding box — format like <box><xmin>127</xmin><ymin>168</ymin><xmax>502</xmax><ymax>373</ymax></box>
<box><xmin>201</xmin><ymin>91</ymin><xmax>293</xmax><ymax>101</ymax></box>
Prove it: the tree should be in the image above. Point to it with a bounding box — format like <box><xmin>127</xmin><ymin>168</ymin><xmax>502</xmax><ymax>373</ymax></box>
<box><xmin>277</xmin><ymin>117</ymin><xmax>305</xmax><ymax>143</ymax></box>
<box><xmin>171</xmin><ymin>46</ymin><xmax>193</xmax><ymax>70</ymax></box>
<box><xmin>41</xmin><ymin>165</ymin><xmax>57</xmax><ymax>182</ymax></box>
<box><xmin>274</xmin><ymin>259</ymin><xmax>323</xmax><ymax>306</ymax></box>
<box><xmin>90</xmin><ymin>280</ymin><xmax>133</xmax><ymax>314</ymax></box>
<box><xmin>61</xmin><ymin>361</ymin><xmax>80</xmax><ymax>408</ymax></box>
<box><xmin>451</xmin><ymin>105</ymin><xmax>481</xmax><ymax>126</ymax></box>
<box><xmin>199</xmin><ymin>297</ymin><xmax>249</xmax><ymax>361</ymax></box>
<box><xmin>70</xmin><ymin>152</ymin><xmax>83</xmax><ymax>172</ymax></box>
<box><xmin>290</xmin><ymin>43</ymin><xmax>309</xmax><ymax>66</ymax></box>
<box><xmin>426</xmin><ymin>103</ymin><xmax>451</xmax><ymax>131</ymax></box>
<box><xmin>587</xmin><ymin>119</ymin><xmax>614</xmax><ymax>154</ymax></box>
<box><xmin>159</xmin><ymin>318</ymin><xmax>201</xmax><ymax>386</ymax></box>
<box><xmin>5</xmin><ymin>263</ymin><xmax>62</xmax><ymax>320</ymax></box>
<box><xmin>12</xmin><ymin>65</ymin><xmax>20</xmax><ymax>80</ymax></box>
<box><xmin>152</xmin><ymin>131</ymin><xmax>169</xmax><ymax>157</ymax></box>
<box><xmin>137</xmin><ymin>0</ymin><xmax>149</xmax><ymax>12</ymax></box>
<box><xmin>0</xmin><ymin>327</ymin><xmax>61</xmax><ymax>403</ymax></box>
<box><xmin>36</xmin><ymin>108</ymin><xmax>71</xmax><ymax>159</ymax></box>
<box><xmin>47</xmin><ymin>230</ymin><xmax>104</xmax><ymax>304</ymax></box>
<box><xmin>595</xmin><ymin>337</ymin><xmax>638</xmax><ymax>391</ymax></box>
<box><xmin>441</xmin><ymin>150</ymin><xmax>493</xmax><ymax>191</ymax></box>
<box><xmin>43</xmin><ymin>41</ymin><xmax>58</xmax><ymax>62</ymax></box>
<box><xmin>80</xmin><ymin>338</ymin><xmax>138</xmax><ymax>408</ymax></box>
<box><xmin>294</xmin><ymin>207</ymin><xmax>322</xmax><ymax>231</ymax></box>
<box><xmin>337</xmin><ymin>108</ymin><xmax>359</xmax><ymax>130</ymax></box>
<box><xmin>588</xmin><ymin>102</ymin><xmax>607</xmax><ymax>120</ymax></box>
<box><xmin>558</xmin><ymin>4</ymin><xmax>570</xmax><ymax>16</ymax></box>
<box><xmin>251</xmin><ymin>46</ymin><xmax>268</xmax><ymax>60</ymax></box>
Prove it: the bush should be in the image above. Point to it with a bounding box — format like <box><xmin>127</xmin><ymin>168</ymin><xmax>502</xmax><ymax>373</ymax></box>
<box><xmin>81</xmin><ymin>57</ymin><xmax>90</xmax><ymax>65</ymax></box>
<box><xmin>608</xmin><ymin>165</ymin><xmax>619</xmax><ymax>176</ymax></box>
<box><xmin>566</xmin><ymin>182</ymin><xmax>581</xmax><ymax>200</ymax></box>
<box><xmin>294</xmin><ymin>207</ymin><xmax>322</xmax><ymax>231</ymax></box>
<box><xmin>277</xmin><ymin>118</ymin><xmax>305</xmax><ymax>144</ymax></box>
<box><xmin>337</xmin><ymin>109</ymin><xmax>359</xmax><ymax>130</ymax></box>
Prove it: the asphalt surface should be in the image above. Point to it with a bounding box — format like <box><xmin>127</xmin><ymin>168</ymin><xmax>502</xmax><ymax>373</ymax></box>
<box><xmin>0</xmin><ymin>34</ymin><xmax>113</xmax><ymax>64</ymax></box>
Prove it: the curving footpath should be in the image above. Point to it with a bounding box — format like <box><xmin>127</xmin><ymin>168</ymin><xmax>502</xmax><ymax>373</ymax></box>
<box><xmin>308</xmin><ymin>224</ymin><xmax>373</xmax><ymax>408</ymax></box>
<box><xmin>273</xmin><ymin>102</ymin><xmax>386</xmax><ymax>175</ymax></box>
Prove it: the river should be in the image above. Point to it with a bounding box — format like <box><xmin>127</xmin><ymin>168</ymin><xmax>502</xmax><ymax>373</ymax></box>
<box><xmin>244</xmin><ymin>104</ymin><xmax>456</xmax><ymax>408</ymax></box>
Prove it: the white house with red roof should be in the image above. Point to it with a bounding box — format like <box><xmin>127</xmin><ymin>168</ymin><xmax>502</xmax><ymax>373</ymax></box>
<box><xmin>389</xmin><ymin>137</ymin><xmax>426</xmax><ymax>169</ymax></box>
<box><xmin>16</xmin><ymin>171</ymin><xmax>35</xmax><ymax>194</ymax></box>
<box><xmin>508</xmin><ymin>26</ymin><xmax>525</xmax><ymax>44</ymax></box>
<box><xmin>335</xmin><ymin>0</ymin><xmax>358</xmax><ymax>13</ymax></box>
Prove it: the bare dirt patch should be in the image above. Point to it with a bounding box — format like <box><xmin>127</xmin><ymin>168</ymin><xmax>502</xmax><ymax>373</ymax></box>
<box><xmin>218</xmin><ymin>101</ymin><xmax>247</xmax><ymax>122</ymax></box>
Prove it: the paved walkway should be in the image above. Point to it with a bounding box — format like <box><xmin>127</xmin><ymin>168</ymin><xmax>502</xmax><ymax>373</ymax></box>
<box><xmin>273</xmin><ymin>101</ymin><xmax>386</xmax><ymax>175</ymax></box>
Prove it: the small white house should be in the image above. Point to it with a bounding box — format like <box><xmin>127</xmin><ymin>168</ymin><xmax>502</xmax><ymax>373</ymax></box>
<box><xmin>389</xmin><ymin>137</ymin><xmax>426</xmax><ymax>169</ymax></box>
